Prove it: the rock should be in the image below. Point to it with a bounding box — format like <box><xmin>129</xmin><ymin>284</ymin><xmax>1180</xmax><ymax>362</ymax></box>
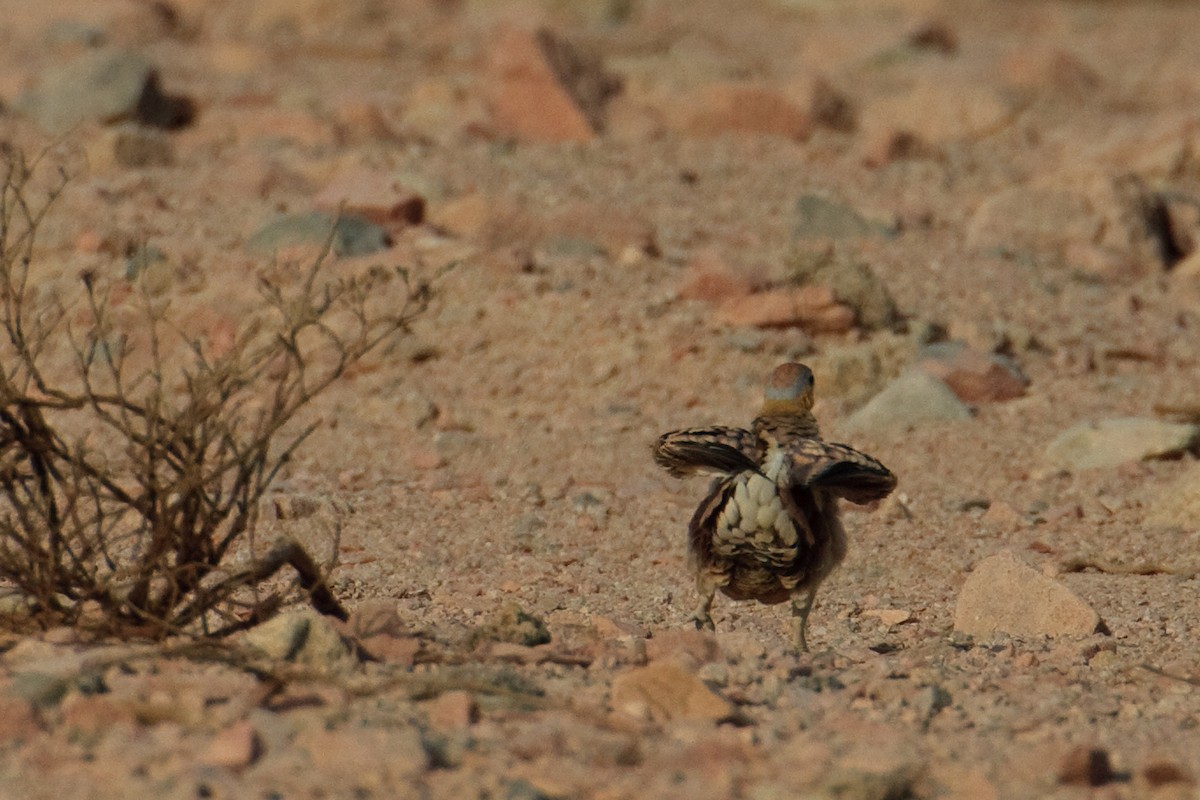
<box><xmin>8</xmin><ymin>672</ymin><xmax>69</xmax><ymax>709</ymax></box>
<box><xmin>954</xmin><ymin>551</ymin><xmax>1103</xmax><ymax>637</ymax></box>
<box><xmin>862</xmin><ymin>608</ymin><xmax>913</xmax><ymax>626</ymax></box>
<box><xmin>678</xmin><ymin>249</ymin><xmax>759</xmax><ymax>304</ymax></box>
<box><xmin>862</xmin><ymin>83</ymin><xmax>1011</xmax><ymax>145</ymax></box>
<box><xmin>1056</xmin><ymin>745</ymin><xmax>1116</xmax><ymax>786</ymax></box>
<box><xmin>1147</xmin><ymin>464</ymin><xmax>1200</xmax><ymax>529</ymax></box>
<box><xmin>792</xmin><ymin>194</ymin><xmax>891</xmax><ymax>241</ymax></box>
<box><xmin>1142</xmin><ymin>758</ymin><xmax>1194</xmax><ymax>787</ymax></box>
<box><xmin>243</xmin><ymin>608</ymin><xmax>354</xmax><ymax>671</ymax></box>
<box><xmin>203</xmin><ymin>721</ymin><xmax>262</xmax><ymax>769</ymax></box>
<box><xmin>314</xmin><ymin>168</ymin><xmax>425</xmax><ymax>229</ymax></box>
<box><xmin>484</xmin><ymin>26</ymin><xmax>621</xmax><ymax>143</ymax></box>
<box><xmin>808</xmin><ymin>76</ymin><xmax>857</xmax><ymax>132</ymax></box>
<box><xmin>681</xmin><ymin>83</ymin><xmax>811</xmax><ymax>141</ymax></box>
<box><xmin>610</xmin><ymin>662</ymin><xmax>733</xmax><ymax>723</ymax></box>
<box><xmin>980</xmin><ymin>500</ymin><xmax>1024</xmax><ymax>532</ymax></box>
<box><xmin>842</xmin><ymin>371</ymin><xmax>972</xmax><ymax>435</ymax></box>
<box><xmin>1044</xmin><ymin>418</ymin><xmax>1199</xmax><ymax>471</ymax></box>
<box><xmin>19</xmin><ymin>49</ymin><xmax>193</xmax><ymax>134</ymax></box>
<box><xmin>786</xmin><ymin>249</ymin><xmax>901</xmax><ymax>330</ymax></box>
<box><xmin>916</xmin><ymin>342</ymin><xmax>1028</xmax><ymax>403</ymax></box>
<box><xmin>245</xmin><ymin>211</ymin><xmax>391</xmax><ymax>257</ymax></box>
<box><xmin>966</xmin><ymin>186</ymin><xmax>1103</xmax><ymax>256</ymax></box>
<box><xmin>644</xmin><ymin>629</ymin><xmax>722</xmax><ymax>669</ymax></box>
<box><xmin>716</xmin><ymin>286</ymin><xmax>856</xmax><ymax>332</ymax></box>
<box><xmin>424</xmin><ymin>690</ymin><xmax>477</xmax><ymax>730</ymax></box>
<box><xmin>473</xmin><ymin>602</ymin><xmax>551</xmax><ymax>647</ymax></box>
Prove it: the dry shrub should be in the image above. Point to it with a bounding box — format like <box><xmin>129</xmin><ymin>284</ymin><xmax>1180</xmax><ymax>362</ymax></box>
<box><xmin>0</xmin><ymin>147</ymin><xmax>437</xmax><ymax>637</ymax></box>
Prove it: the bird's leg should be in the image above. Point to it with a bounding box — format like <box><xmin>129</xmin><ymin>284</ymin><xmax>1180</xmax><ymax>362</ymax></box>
<box><xmin>790</xmin><ymin>587</ymin><xmax>818</xmax><ymax>652</ymax></box>
<box><xmin>691</xmin><ymin>574</ymin><xmax>718</xmax><ymax>631</ymax></box>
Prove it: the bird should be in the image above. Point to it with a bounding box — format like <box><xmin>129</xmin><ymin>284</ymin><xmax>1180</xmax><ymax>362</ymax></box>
<box><xmin>652</xmin><ymin>362</ymin><xmax>897</xmax><ymax>651</ymax></box>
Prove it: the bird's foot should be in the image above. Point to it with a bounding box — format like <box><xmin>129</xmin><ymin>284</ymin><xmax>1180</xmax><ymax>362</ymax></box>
<box><xmin>691</xmin><ymin>611</ymin><xmax>716</xmax><ymax>632</ymax></box>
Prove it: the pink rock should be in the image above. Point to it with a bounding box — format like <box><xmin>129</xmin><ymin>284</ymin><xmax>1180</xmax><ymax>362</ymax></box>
<box><xmin>717</xmin><ymin>286</ymin><xmax>855</xmax><ymax>332</ymax></box>
<box><xmin>682</xmin><ymin>83</ymin><xmax>811</xmax><ymax>141</ymax></box>
<box><xmin>980</xmin><ymin>500</ymin><xmax>1024</xmax><ymax>532</ymax></box>
<box><xmin>862</xmin><ymin>608</ymin><xmax>913</xmax><ymax>626</ymax></box>
<box><xmin>954</xmin><ymin>550</ymin><xmax>1102</xmax><ymax>637</ymax></box>
<box><xmin>644</xmin><ymin>629</ymin><xmax>722</xmax><ymax>668</ymax></box>
<box><xmin>483</xmin><ymin>27</ymin><xmax>619</xmax><ymax>143</ymax></box>
<box><xmin>610</xmin><ymin>662</ymin><xmax>733</xmax><ymax>723</ymax></box>
<box><xmin>359</xmin><ymin>634</ymin><xmax>421</xmax><ymax>666</ymax></box>
<box><xmin>917</xmin><ymin>343</ymin><xmax>1028</xmax><ymax>403</ymax></box>
<box><xmin>314</xmin><ymin>168</ymin><xmax>425</xmax><ymax>229</ymax></box>
<box><xmin>678</xmin><ymin>249</ymin><xmax>759</xmax><ymax>304</ymax></box>
<box><xmin>203</xmin><ymin>721</ymin><xmax>262</xmax><ymax>770</ymax></box>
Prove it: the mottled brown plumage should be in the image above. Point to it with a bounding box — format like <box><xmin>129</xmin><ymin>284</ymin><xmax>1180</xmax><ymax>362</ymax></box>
<box><xmin>653</xmin><ymin>363</ymin><xmax>896</xmax><ymax>651</ymax></box>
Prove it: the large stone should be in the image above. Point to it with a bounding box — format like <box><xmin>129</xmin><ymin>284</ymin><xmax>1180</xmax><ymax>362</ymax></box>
<box><xmin>610</xmin><ymin>662</ymin><xmax>733</xmax><ymax>723</ymax></box>
<box><xmin>916</xmin><ymin>342</ymin><xmax>1028</xmax><ymax>403</ymax></box>
<box><xmin>243</xmin><ymin>608</ymin><xmax>354</xmax><ymax>671</ymax></box>
<box><xmin>716</xmin><ymin>286</ymin><xmax>855</xmax><ymax>332</ymax></box>
<box><xmin>842</xmin><ymin>370</ymin><xmax>972</xmax><ymax>435</ymax></box>
<box><xmin>966</xmin><ymin>186</ymin><xmax>1103</xmax><ymax>256</ymax></box>
<box><xmin>19</xmin><ymin>49</ymin><xmax>192</xmax><ymax>134</ymax></box>
<box><xmin>792</xmin><ymin>194</ymin><xmax>891</xmax><ymax>241</ymax></box>
<box><xmin>681</xmin><ymin>83</ymin><xmax>811</xmax><ymax>141</ymax></box>
<box><xmin>245</xmin><ymin>211</ymin><xmax>391</xmax><ymax>257</ymax></box>
<box><xmin>786</xmin><ymin>249</ymin><xmax>901</xmax><ymax>330</ymax></box>
<box><xmin>484</xmin><ymin>27</ymin><xmax>621</xmax><ymax>143</ymax></box>
<box><xmin>954</xmin><ymin>551</ymin><xmax>1103</xmax><ymax>637</ymax></box>
<box><xmin>1044</xmin><ymin>418</ymin><xmax>1199</xmax><ymax>471</ymax></box>
<box><xmin>862</xmin><ymin>82</ymin><xmax>1012</xmax><ymax>145</ymax></box>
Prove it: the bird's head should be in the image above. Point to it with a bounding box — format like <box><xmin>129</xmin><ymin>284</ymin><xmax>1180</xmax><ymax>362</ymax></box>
<box><xmin>760</xmin><ymin>362</ymin><xmax>816</xmax><ymax>415</ymax></box>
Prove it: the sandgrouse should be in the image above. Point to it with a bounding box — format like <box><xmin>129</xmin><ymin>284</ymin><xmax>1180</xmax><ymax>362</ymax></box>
<box><xmin>653</xmin><ymin>363</ymin><xmax>897</xmax><ymax>651</ymax></box>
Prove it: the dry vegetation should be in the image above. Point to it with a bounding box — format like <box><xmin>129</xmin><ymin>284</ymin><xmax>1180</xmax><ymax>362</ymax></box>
<box><xmin>0</xmin><ymin>148</ymin><xmax>436</xmax><ymax>638</ymax></box>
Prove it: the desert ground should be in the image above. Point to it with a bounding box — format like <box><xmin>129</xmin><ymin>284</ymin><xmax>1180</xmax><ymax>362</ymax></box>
<box><xmin>1</xmin><ymin>0</ymin><xmax>1199</xmax><ymax>797</ymax></box>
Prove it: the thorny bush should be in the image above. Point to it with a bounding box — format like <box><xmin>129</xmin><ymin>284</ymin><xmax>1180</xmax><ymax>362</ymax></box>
<box><xmin>0</xmin><ymin>148</ymin><xmax>437</xmax><ymax>637</ymax></box>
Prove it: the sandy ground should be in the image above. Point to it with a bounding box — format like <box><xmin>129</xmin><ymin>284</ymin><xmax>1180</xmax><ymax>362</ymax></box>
<box><xmin>1</xmin><ymin>0</ymin><xmax>1200</xmax><ymax>797</ymax></box>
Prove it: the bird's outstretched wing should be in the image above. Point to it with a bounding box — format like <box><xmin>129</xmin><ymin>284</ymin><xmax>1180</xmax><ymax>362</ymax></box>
<box><xmin>786</xmin><ymin>440</ymin><xmax>897</xmax><ymax>504</ymax></box>
<box><xmin>653</xmin><ymin>426</ymin><xmax>759</xmax><ymax>478</ymax></box>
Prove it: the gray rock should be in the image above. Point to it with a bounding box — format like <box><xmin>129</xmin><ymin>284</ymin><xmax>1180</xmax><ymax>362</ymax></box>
<box><xmin>842</xmin><ymin>370</ymin><xmax>971</xmax><ymax>435</ymax></box>
<box><xmin>786</xmin><ymin>249</ymin><xmax>901</xmax><ymax>330</ymax></box>
<box><xmin>1044</xmin><ymin>417</ymin><xmax>1200</xmax><ymax>471</ymax></box>
<box><xmin>245</xmin><ymin>212</ymin><xmax>391</xmax><ymax>257</ymax></box>
<box><xmin>792</xmin><ymin>194</ymin><xmax>893</xmax><ymax>241</ymax></box>
<box><xmin>19</xmin><ymin>49</ymin><xmax>193</xmax><ymax>134</ymax></box>
<box><xmin>243</xmin><ymin>608</ymin><xmax>354</xmax><ymax>671</ymax></box>
<box><xmin>9</xmin><ymin>672</ymin><xmax>70</xmax><ymax>709</ymax></box>
<box><xmin>954</xmin><ymin>550</ymin><xmax>1103</xmax><ymax>637</ymax></box>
